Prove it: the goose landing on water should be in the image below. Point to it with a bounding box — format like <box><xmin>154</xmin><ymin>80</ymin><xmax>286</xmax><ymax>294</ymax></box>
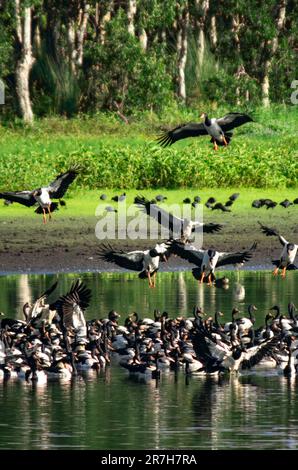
<box><xmin>157</xmin><ymin>112</ymin><xmax>253</xmax><ymax>151</ymax></box>
<box><xmin>171</xmin><ymin>241</ymin><xmax>257</xmax><ymax>286</ymax></box>
<box><xmin>98</xmin><ymin>241</ymin><xmax>172</xmax><ymax>288</ymax></box>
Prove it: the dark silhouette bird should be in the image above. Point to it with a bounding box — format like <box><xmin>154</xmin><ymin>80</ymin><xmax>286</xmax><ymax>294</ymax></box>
<box><xmin>156</xmin><ymin>112</ymin><xmax>253</xmax><ymax>150</ymax></box>
<box><xmin>252</xmin><ymin>199</ymin><xmax>263</xmax><ymax>208</ymax></box>
<box><xmin>156</xmin><ymin>195</ymin><xmax>167</xmax><ymax>202</ymax></box>
<box><xmin>264</xmin><ymin>199</ymin><xmax>277</xmax><ymax>209</ymax></box>
<box><xmin>59</xmin><ymin>200</ymin><xmax>66</xmax><ymax>207</ymax></box>
<box><xmin>293</xmin><ymin>198</ymin><xmax>298</xmax><ymax>205</ymax></box>
<box><xmin>212</xmin><ymin>203</ymin><xmax>231</xmax><ymax>212</ymax></box>
<box><xmin>206</xmin><ymin>197</ymin><xmax>216</xmax><ymax>204</ymax></box>
<box><xmin>100</xmin><ymin>194</ymin><xmax>107</xmax><ymax>200</ymax></box>
<box><xmin>225</xmin><ymin>200</ymin><xmax>234</xmax><ymax>207</ymax></box>
<box><xmin>112</xmin><ymin>192</ymin><xmax>126</xmax><ymax>202</ymax></box>
<box><xmin>229</xmin><ymin>193</ymin><xmax>240</xmax><ymax>201</ymax></box>
<box><xmin>183</xmin><ymin>197</ymin><xmax>191</xmax><ymax>204</ymax></box>
<box><xmin>0</xmin><ymin>167</ymin><xmax>79</xmax><ymax>223</ymax></box>
<box><xmin>280</xmin><ymin>199</ymin><xmax>293</xmax><ymax>208</ymax></box>
<box><xmin>193</xmin><ymin>196</ymin><xmax>201</xmax><ymax>203</ymax></box>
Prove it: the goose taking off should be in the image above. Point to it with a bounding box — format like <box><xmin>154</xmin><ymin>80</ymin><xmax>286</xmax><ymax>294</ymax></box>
<box><xmin>134</xmin><ymin>195</ymin><xmax>223</xmax><ymax>242</ymax></box>
<box><xmin>0</xmin><ymin>167</ymin><xmax>79</xmax><ymax>223</ymax></box>
<box><xmin>157</xmin><ymin>112</ymin><xmax>253</xmax><ymax>150</ymax></box>
<box><xmin>54</xmin><ymin>280</ymin><xmax>92</xmax><ymax>339</ymax></box>
<box><xmin>98</xmin><ymin>242</ymin><xmax>172</xmax><ymax>288</ymax></box>
<box><xmin>258</xmin><ymin>222</ymin><xmax>297</xmax><ymax>277</ymax></box>
<box><xmin>25</xmin><ymin>280</ymin><xmax>58</xmax><ymax>327</ymax></box>
<box><xmin>171</xmin><ymin>241</ymin><xmax>257</xmax><ymax>285</ymax></box>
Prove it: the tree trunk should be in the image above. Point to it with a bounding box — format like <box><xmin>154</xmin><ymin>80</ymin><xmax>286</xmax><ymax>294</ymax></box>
<box><xmin>127</xmin><ymin>0</ymin><xmax>137</xmax><ymax>36</ymax></box>
<box><xmin>97</xmin><ymin>1</ymin><xmax>114</xmax><ymax>44</ymax></box>
<box><xmin>177</xmin><ymin>3</ymin><xmax>189</xmax><ymax>102</ymax></box>
<box><xmin>15</xmin><ymin>1</ymin><xmax>35</xmax><ymax>124</ymax></box>
<box><xmin>139</xmin><ymin>28</ymin><xmax>148</xmax><ymax>51</ymax></box>
<box><xmin>67</xmin><ymin>2</ymin><xmax>90</xmax><ymax>73</ymax></box>
<box><xmin>194</xmin><ymin>0</ymin><xmax>209</xmax><ymax>71</ymax></box>
<box><xmin>261</xmin><ymin>0</ymin><xmax>287</xmax><ymax>107</ymax></box>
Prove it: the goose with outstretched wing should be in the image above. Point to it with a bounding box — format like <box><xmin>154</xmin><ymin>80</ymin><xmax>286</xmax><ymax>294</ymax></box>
<box><xmin>157</xmin><ymin>112</ymin><xmax>253</xmax><ymax>150</ymax></box>
<box><xmin>258</xmin><ymin>222</ymin><xmax>297</xmax><ymax>277</ymax></box>
<box><xmin>0</xmin><ymin>167</ymin><xmax>79</xmax><ymax>223</ymax></box>
<box><xmin>171</xmin><ymin>240</ymin><xmax>257</xmax><ymax>285</ymax></box>
<box><xmin>134</xmin><ymin>195</ymin><xmax>222</xmax><ymax>241</ymax></box>
<box><xmin>98</xmin><ymin>241</ymin><xmax>172</xmax><ymax>288</ymax></box>
<box><xmin>54</xmin><ymin>280</ymin><xmax>92</xmax><ymax>339</ymax></box>
<box><xmin>25</xmin><ymin>281</ymin><xmax>59</xmax><ymax>327</ymax></box>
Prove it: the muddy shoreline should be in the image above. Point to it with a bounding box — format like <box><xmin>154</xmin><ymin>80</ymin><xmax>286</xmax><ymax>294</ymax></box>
<box><xmin>0</xmin><ymin>213</ymin><xmax>295</xmax><ymax>275</ymax></box>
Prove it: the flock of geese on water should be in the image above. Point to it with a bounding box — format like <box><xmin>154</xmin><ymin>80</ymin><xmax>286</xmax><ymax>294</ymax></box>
<box><xmin>1</xmin><ymin>279</ymin><xmax>298</xmax><ymax>386</ymax></box>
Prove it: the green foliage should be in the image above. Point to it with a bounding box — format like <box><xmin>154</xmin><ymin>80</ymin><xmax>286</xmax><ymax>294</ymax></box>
<box><xmin>0</xmin><ymin>106</ymin><xmax>297</xmax><ymax>190</ymax></box>
<box><xmin>84</xmin><ymin>11</ymin><xmax>174</xmax><ymax>113</ymax></box>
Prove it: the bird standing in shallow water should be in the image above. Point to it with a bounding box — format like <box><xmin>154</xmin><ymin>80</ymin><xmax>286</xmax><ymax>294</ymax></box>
<box><xmin>157</xmin><ymin>112</ymin><xmax>253</xmax><ymax>150</ymax></box>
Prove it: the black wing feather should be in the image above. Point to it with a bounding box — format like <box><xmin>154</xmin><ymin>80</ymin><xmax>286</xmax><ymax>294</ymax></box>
<box><xmin>55</xmin><ymin>280</ymin><xmax>91</xmax><ymax>329</ymax></box>
<box><xmin>48</xmin><ymin>167</ymin><xmax>79</xmax><ymax>199</ymax></box>
<box><xmin>0</xmin><ymin>191</ymin><xmax>36</xmax><ymax>207</ymax></box>
<box><xmin>216</xmin><ymin>242</ymin><xmax>257</xmax><ymax>267</ymax></box>
<box><xmin>135</xmin><ymin>195</ymin><xmax>182</xmax><ymax>235</ymax></box>
<box><xmin>98</xmin><ymin>243</ymin><xmax>144</xmax><ymax>272</ymax></box>
<box><xmin>156</xmin><ymin>122</ymin><xmax>207</xmax><ymax>147</ymax></box>
<box><xmin>171</xmin><ymin>241</ymin><xmax>204</xmax><ymax>267</ymax></box>
<box><xmin>216</xmin><ymin>113</ymin><xmax>253</xmax><ymax>132</ymax></box>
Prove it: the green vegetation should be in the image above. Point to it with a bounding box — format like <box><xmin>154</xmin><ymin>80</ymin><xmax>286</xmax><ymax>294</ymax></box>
<box><xmin>0</xmin><ymin>106</ymin><xmax>297</xmax><ymax>190</ymax></box>
<box><xmin>0</xmin><ymin>187</ymin><xmax>297</xmax><ymax>219</ymax></box>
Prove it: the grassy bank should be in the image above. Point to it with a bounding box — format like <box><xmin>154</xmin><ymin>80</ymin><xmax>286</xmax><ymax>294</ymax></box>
<box><xmin>0</xmin><ymin>187</ymin><xmax>296</xmax><ymax>273</ymax></box>
<box><xmin>0</xmin><ymin>188</ymin><xmax>297</xmax><ymax>218</ymax></box>
<box><xmin>0</xmin><ymin>106</ymin><xmax>297</xmax><ymax>190</ymax></box>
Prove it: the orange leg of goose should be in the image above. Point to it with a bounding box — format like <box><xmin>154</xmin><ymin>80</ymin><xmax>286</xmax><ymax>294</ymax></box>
<box><xmin>152</xmin><ymin>272</ymin><xmax>157</xmax><ymax>288</ymax></box>
<box><xmin>48</xmin><ymin>205</ymin><xmax>52</xmax><ymax>221</ymax></box>
<box><xmin>207</xmin><ymin>274</ymin><xmax>213</xmax><ymax>286</ymax></box>
<box><xmin>213</xmin><ymin>141</ymin><xmax>218</xmax><ymax>151</ymax></box>
<box><xmin>147</xmin><ymin>271</ymin><xmax>153</xmax><ymax>288</ymax></box>
<box><xmin>223</xmin><ymin>136</ymin><xmax>228</xmax><ymax>146</ymax></box>
<box><xmin>272</xmin><ymin>267</ymin><xmax>279</xmax><ymax>276</ymax></box>
<box><xmin>199</xmin><ymin>272</ymin><xmax>205</xmax><ymax>284</ymax></box>
<box><xmin>281</xmin><ymin>267</ymin><xmax>287</xmax><ymax>278</ymax></box>
<box><xmin>42</xmin><ymin>208</ymin><xmax>47</xmax><ymax>224</ymax></box>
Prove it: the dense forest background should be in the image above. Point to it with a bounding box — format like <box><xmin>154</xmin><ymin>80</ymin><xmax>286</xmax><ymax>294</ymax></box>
<box><xmin>0</xmin><ymin>0</ymin><xmax>297</xmax><ymax>124</ymax></box>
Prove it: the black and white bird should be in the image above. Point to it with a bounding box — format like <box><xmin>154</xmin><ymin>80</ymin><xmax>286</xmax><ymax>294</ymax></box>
<box><xmin>157</xmin><ymin>112</ymin><xmax>253</xmax><ymax>150</ymax></box>
<box><xmin>98</xmin><ymin>242</ymin><xmax>172</xmax><ymax>288</ymax></box>
<box><xmin>134</xmin><ymin>196</ymin><xmax>223</xmax><ymax>242</ymax></box>
<box><xmin>0</xmin><ymin>167</ymin><xmax>79</xmax><ymax>223</ymax></box>
<box><xmin>54</xmin><ymin>280</ymin><xmax>92</xmax><ymax>339</ymax></box>
<box><xmin>171</xmin><ymin>241</ymin><xmax>257</xmax><ymax>285</ymax></box>
<box><xmin>258</xmin><ymin>222</ymin><xmax>297</xmax><ymax>277</ymax></box>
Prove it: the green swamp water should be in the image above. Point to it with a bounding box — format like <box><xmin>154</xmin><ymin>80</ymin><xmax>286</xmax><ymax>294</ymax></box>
<box><xmin>0</xmin><ymin>270</ymin><xmax>297</xmax><ymax>450</ymax></box>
